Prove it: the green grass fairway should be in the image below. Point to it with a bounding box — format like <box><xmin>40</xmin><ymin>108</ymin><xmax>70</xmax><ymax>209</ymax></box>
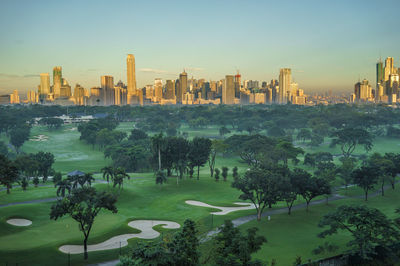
<box><xmin>21</xmin><ymin>125</ymin><xmax>111</xmax><ymax>173</ymax></box>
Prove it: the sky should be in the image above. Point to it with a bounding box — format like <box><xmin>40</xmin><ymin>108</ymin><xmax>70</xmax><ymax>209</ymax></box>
<box><xmin>1</xmin><ymin>0</ymin><xmax>400</xmax><ymax>96</ymax></box>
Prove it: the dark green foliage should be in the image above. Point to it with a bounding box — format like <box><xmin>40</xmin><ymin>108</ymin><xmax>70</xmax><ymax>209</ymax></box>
<box><xmin>351</xmin><ymin>166</ymin><xmax>379</xmax><ymax>201</ymax></box>
<box><xmin>39</xmin><ymin>117</ymin><xmax>63</xmax><ymax>129</ymax></box>
<box><xmin>188</xmin><ymin>137</ymin><xmax>212</xmax><ymax>180</ymax></box>
<box><xmin>330</xmin><ymin>128</ymin><xmax>373</xmax><ymax>158</ymax></box>
<box><xmin>52</xmin><ymin>172</ymin><xmax>62</xmax><ymax>187</ymax></box>
<box><xmin>10</xmin><ymin>124</ymin><xmax>31</xmax><ymax>153</ymax></box>
<box><xmin>0</xmin><ymin>155</ymin><xmax>19</xmax><ymax>194</ymax></box>
<box><xmin>214</xmin><ymin>168</ymin><xmax>220</xmax><ymax>182</ymax></box>
<box><xmin>120</xmin><ymin>219</ymin><xmax>199</xmax><ymax>266</ymax></box>
<box><xmin>211</xmin><ymin>220</ymin><xmax>266</xmax><ymax>266</ymax></box>
<box><xmin>34</xmin><ymin>151</ymin><xmax>54</xmax><ymax>183</ymax></box>
<box><xmin>221</xmin><ymin>166</ymin><xmax>228</xmax><ymax>181</ymax></box>
<box><xmin>50</xmin><ymin>187</ymin><xmax>118</xmax><ymax>260</ymax></box>
<box><xmin>0</xmin><ymin>141</ymin><xmax>8</xmax><ymax>156</ymax></box>
<box><xmin>155</xmin><ymin>170</ymin><xmax>167</xmax><ymax>186</ymax></box>
<box><xmin>318</xmin><ymin>205</ymin><xmax>400</xmax><ymax>260</ymax></box>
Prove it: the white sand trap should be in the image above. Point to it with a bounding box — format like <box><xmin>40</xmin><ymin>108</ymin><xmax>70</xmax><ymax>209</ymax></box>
<box><xmin>185</xmin><ymin>200</ymin><xmax>256</xmax><ymax>215</ymax></box>
<box><xmin>29</xmin><ymin>134</ymin><xmax>49</xmax><ymax>142</ymax></box>
<box><xmin>59</xmin><ymin>220</ymin><xmax>180</xmax><ymax>254</ymax></box>
<box><xmin>6</xmin><ymin>218</ymin><xmax>32</xmax><ymax>226</ymax></box>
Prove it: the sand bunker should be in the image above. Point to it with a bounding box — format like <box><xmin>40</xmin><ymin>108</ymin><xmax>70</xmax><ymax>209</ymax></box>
<box><xmin>185</xmin><ymin>200</ymin><xmax>256</xmax><ymax>215</ymax></box>
<box><xmin>29</xmin><ymin>135</ymin><xmax>49</xmax><ymax>142</ymax></box>
<box><xmin>6</xmin><ymin>218</ymin><xmax>32</xmax><ymax>226</ymax></box>
<box><xmin>59</xmin><ymin>220</ymin><xmax>180</xmax><ymax>254</ymax></box>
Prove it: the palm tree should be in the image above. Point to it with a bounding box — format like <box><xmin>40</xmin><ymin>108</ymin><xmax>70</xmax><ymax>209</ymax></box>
<box><xmin>56</xmin><ymin>179</ymin><xmax>72</xmax><ymax>197</ymax></box>
<box><xmin>67</xmin><ymin>175</ymin><xmax>81</xmax><ymax>189</ymax></box>
<box><xmin>151</xmin><ymin>133</ymin><xmax>164</xmax><ymax>171</ymax></box>
<box><xmin>155</xmin><ymin>170</ymin><xmax>167</xmax><ymax>188</ymax></box>
<box><xmin>81</xmin><ymin>173</ymin><xmax>95</xmax><ymax>187</ymax></box>
<box><xmin>101</xmin><ymin>166</ymin><xmax>114</xmax><ymax>184</ymax></box>
<box><xmin>113</xmin><ymin>168</ymin><xmax>129</xmax><ymax>190</ymax></box>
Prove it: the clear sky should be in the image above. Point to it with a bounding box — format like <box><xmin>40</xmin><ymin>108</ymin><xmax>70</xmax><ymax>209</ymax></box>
<box><xmin>1</xmin><ymin>0</ymin><xmax>399</xmax><ymax>95</ymax></box>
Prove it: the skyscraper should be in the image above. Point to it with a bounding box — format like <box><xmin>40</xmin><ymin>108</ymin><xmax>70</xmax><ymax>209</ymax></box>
<box><xmin>222</xmin><ymin>75</ymin><xmax>235</xmax><ymax>104</ymax></box>
<box><xmin>177</xmin><ymin>70</ymin><xmax>188</xmax><ymax>103</ymax></box>
<box><xmin>39</xmin><ymin>73</ymin><xmax>50</xmax><ymax>95</ymax></box>
<box><xmin>154</xmin><ymin>78</ymin><xmax>163</xmax><ymax>102</ymax></box>
<box><xmin>165</xmin><ymin>80</ymin><xmax>175</xmax><ymax>99</ymax></box>
<box><xmin>101</xmin><ymin>75</ymin><xmax>114</xmax><ymax>105</ymax></box>
<box><xmin>278</xmin><ymin>68</ymin><xmax>291</xmax><ymax>104</ymax></box>
<box><xmin>53</xmin><ymin>66</ymin><xmax>62</xmax><ymax>97</ymax></box>
<box><xmin>384</xmin><ymin>57</ymin><xmax>394</xmax><ymax>82</ymax></box>
<box><xmin>376</xmin><ymin>59</ymin><xmax>384</xmax><ymax>85</ymax></box>
<box><xmin>127</xmin><ymin>54</ymin><xmax>139</xmax><ymax>105</ymax></box>
<box><xmin>234</xmin><ymin>72</ymin><xmax>241</xmax><ymax>97</ymax></box>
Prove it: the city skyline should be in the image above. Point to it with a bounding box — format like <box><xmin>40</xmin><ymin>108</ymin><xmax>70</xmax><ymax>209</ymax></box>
<box><xmin>1</xmin><ymin>0</ymin><xmax>400</xmax><ymax>95</ymax></box>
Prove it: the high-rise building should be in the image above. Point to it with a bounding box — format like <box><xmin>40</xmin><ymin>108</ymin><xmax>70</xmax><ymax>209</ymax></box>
<box><xmin>354</xmin><ymin>79</ymin><xmax>372</xmax><ymax>101</ymax></box>
<box><xmin>376</xmin><ymin>59</ymin><xmax>384</xmax><ymax>86</ymax></box>
<box><xmin>278</xmin><ymin>68</ymin><xmax>291</xmax><ymax>104</ymax></box>
<box><xmin>39</xmin><ymin>73</ymin><xmax>50</xmax><ymax>95</ymax></box>
<box><xmin>154</xmin><ymin>78</ymin><xmax>163</xmax><ymax>102</ymax></box>
<box><xmin>165</xmin><ymin>80</ymin><xmax>175</xmax><ymax>99</ymax></box>
<box><xmin>384</xmin><ymin>57</ymin><xmax>394</xmax><ymax>82</ymax></box>
<box><xmin>127</xmin><ymin>54</ymin><xmax>140</xmax><ymax>105</ymax></box>
<box><xmin>222</xmin><ymin>75</ymin><xmax>235</xmax><ymax>104</ymax></box>
<box><xmin>177</xmin><ymin>70</ymin><xmax>187</xmax><ymax>103</ymax></box>
<box><xmin>234</xmin><ymin>72</ymin><xmax>241</xmax><ymax>97</ymax></box>
<box><xmin>74</xmin><ymin>84</ymin><xmax>86</xmax><ymax>105</ymax></box>
<box><xmin>10</xmin><ymin>90</ymin><xmax>20</xmax><ymax>104</ymax></box>
<box><xmin>53</xmin><ymin>66</ymin><xmax>62</xmax><ymax>97</ymax></box>
<box><xmin>101</xmin><ymin>75</ymin><xmax>114</xmax><ymax>105</ymax></box>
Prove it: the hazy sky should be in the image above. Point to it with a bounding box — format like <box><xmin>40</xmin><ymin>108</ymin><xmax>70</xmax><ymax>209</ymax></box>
<box><xmin>1</xmin><ymin>0</ymin><xmax>400</xmax><ymax>95</ymax></box>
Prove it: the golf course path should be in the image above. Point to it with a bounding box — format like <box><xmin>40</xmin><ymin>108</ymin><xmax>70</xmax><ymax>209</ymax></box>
<box><xmin>0</xmin><ymin>197</ymin><xmax>59</xmax><ymax>208</ymax></box>
<box><xmin>185</xmin><ymin>200</ymin><xmax>256</xmax><ymax>215</ymax></box>
<box><xmin>59</xmin><ymin>220</ymin><xmax>180</xmax><ymax>254</ymax></box>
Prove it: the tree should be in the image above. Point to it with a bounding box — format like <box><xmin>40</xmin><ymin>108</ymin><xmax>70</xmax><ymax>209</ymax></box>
<box><xmin>34</xmin><ymin>152</ymin><xmax>55</xmax><ymax>183</ymax></box>
<box><xmin>167</xmin><ymin>137</ymin><xmax>190</xmax><ymax>184</ymax></box>
<box><xmin>221</xmin><ymin>166</ymin><xmax>229</xmax><ymax>181</ymax></box>
<box><xmin>211</xmin><ymin>220</ymin><xmax>266</xmax><ymax>265</ymax></box>
<box><xmin>272</xmin><ymin>141</ymin><xmax>304</xmax><ymax>166</ymax></box>
<box><xmin>352</xmin><ymin>166</ymin><xmax>379</xmax><ymax>201</ymax></box>
<box><xmin>0</xmin><ymin>155</ymin><xmax>19</xmax><ymax>194</ymax></box>
<box><xmin>366</xmin><ymin>153</ymin><xmax>395</xmax><ymax>196</ymax></box>
<box><xmin>330</xmin><ymin>128</ymin><xmax>373</xmax><ymax>158</ymax></box>
<box><xmin>232</xmin><ymin>167</ymin><xmax>282</xmax><ymax>221</ymax></box>
<box><xmin>232</xmin><ymin>166</ymin><xmax>239</xmax><ymax>179</ymax></box>
<box><xmin>188</xmin><ymin>137</ymin><xmax>212</xmax><ymax>180</ymax></box>
<box><xmin>33</xmin><ymin>176</ymin><xmax>39</xmax><ymax>187</ymax></box>
<box><xmin>281</xmin><ymin>171</ymin><xmax>299</xmax><ymax>215</ymax></box>
<box><xmin>50</xmin><ymin>187</ymin><xmax>118</xmax><ymax>260</ymax></box>
<box><xmin>101</xmin><ymin>166</ymin><xmax>114</xmax><ymax>184</ymax></box>
<box><xmin>155</xmin><ymin>170</ymin><xmax>167</xmax><ymax>187</ymax></box>
<box><xmin>318</xmin><ymin>205</ymin><xmax>400</xmax><ymax>260</ymax></box>
<box><xmin>151</xmin><ymin>133</ymin><xmax>165</xmax><ymax>171</ymax></box>
<box><xmin>384</xmin><ymin>153</ymin><xmax>400</xmax><ymax>189</ymax></box>
<box><xmin>296</xmin><ymin>128</ymin><xmax>312</xmax><ymax>143</ymax></box>
<box><xmin>56</xmin><ymin>179</ymin><xmax>72</xmax><ymax>197</ymax></box>
<box><xmin>208</xmin><ymin>140</ymin><xmax>227</xmax><ymax>177</ymax></box>
<box><xmin>291</xmin><ymin>169</ymin><xmax>330</xmax><ymax>211</ymax></box>
<box><xmin>52</xmin><ymin>172</ymin><xmax>62</xmax><ymax>187</ymax></box>
<box><xmin>120</xmin><ymin>219</ymin><xmax>199</xmax><ymax>266</ymax></box>
<box><xmin>21</xmin><ymin>177</ymin><xmax>29</xmax><ymax>191</ymax></box>
<box><xmin>10</xmin><ymin>124</ymin><xmax>31</xmax><ymax>153</ymax></box>
<box><xmin>219</xmin><ymin>126</ymin><xmax>231</xmax><ymax>137</ymax></box>
<box><xmin>0</xmin><ymin>141</ymin><xmax>8</xmax><ymax>156</ymax></box>
<box><xmin>337</xmin><ymin>157</ymin><xmax>357</xmax><ymax>192</ymax></box>
<box><xmin>214</xmin><ymin>168</ymin><xmax>220</xmax><ymax>182</ymax></box>
<box><xmin>113</xmin><ymin>167</ymin><xmax>130</xmax><ymax>190</ymax></box>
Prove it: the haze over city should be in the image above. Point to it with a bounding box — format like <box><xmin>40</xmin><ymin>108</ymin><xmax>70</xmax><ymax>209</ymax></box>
<box><xmin>1</xmin><ymin>0</ymin><xmax>400</xmax><ymax>95</ymax></box>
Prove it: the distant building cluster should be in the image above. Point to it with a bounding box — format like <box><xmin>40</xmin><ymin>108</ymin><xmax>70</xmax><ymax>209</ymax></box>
<box><xmin>1</xmin><ymin>54</ymin><xmax>309</xmax><ymax>106</ymax></box>
<box><xmin>352</xmin><ymin>57</ymin><xmax>400</xmax><ymax>104</ymax></box>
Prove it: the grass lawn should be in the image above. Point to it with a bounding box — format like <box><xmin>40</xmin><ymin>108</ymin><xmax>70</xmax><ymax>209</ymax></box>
<box><xmin>1</xmin><ymin>124</ymin><xmax>400</xmax><ymax>265</ymax></box>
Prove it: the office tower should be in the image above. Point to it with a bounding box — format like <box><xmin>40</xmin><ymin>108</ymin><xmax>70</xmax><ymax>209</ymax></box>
<box><xmin>101</xmin><ymin>75</ymin><xmax>114</xmax><ymax>105</ymax></box>
<box><xmin>127</xmin><ymin>54</ymin><xmax>140</xmax><ymax>105</ymax></box>
<box><xmin>222</xmin><ymin>75</ymin><xmax>235</xmax><ymax>104</ymax></box>
<box><xmin>201</xmin><ymin>82</ymin><xmax>210</xmax><ymax>99</ymax></box>
<box><xmin>145</xmin><ymin>85</ymin><xmax>154</xmax><ymax>99</ymax></box>
<box><xmin>10</xmin><ymin>90</ymin><xmax>20</xmax><ymax>104</ymax></box>
<box><xmin>354</xmin><ymin>79</ymin><xmax>372</xmax><ymax>101</ymax></box>
<box><xmin>279</xmin><ymin>68</ymin><xmax>291</xmax><ymax>104</ymax></box>
<box><xmin>39</xmin><ymin>73</ymin><xmax>50</xmax><ymax>95</ymax></box>
<box><xmin>384</xmin><ymin>57</ymin><xmax>394</xmax><ymax>82</ymax></box>
<box><xmin>234</xmin><ymin>72</ymin><xmax>241</xmax><ymax>97</ymax></box>
<box><xmin>177</xmin><ymin>70</ymin><xmax>187</xmax><ymax>103</ymax></box>
<box><xmin>376</xmin><ymin>60</ymin><xmax>384</xmax><ymax>86</ymax></box>
<box><xmin>154</xmin><ymin>78</ymin><xmax>163</xmax><ymax>102</ymax></box>
<box><xmin>89</xmin><ymin>87</ymin><xmax>102</xmax><ymax>105</ymax></box>
<box><xmin>210</xmin><ymin>81</ymin><xmax>217</xmax><ymax>92</ymax></box>
<box><xmin>74</xmin><ymin>84</ymin><xmax>86</xmax><ymax>105</ymax></box>
<box><xmin>165</xmin><ymin>80</ymin><xmax>175</xmax><ymax>99</ymax></box>
<box><xmin>53</xmin><ymin>66</ymin><xmax>62</xmax><ymax>97</ymax></box>
<box><xmin>60</xmin><ymin>79</ymin><xmax>72</xmax><ymax>97</ymax></box>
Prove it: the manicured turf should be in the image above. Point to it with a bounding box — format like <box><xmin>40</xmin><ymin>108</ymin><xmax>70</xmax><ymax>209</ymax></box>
<box><xmin>1</xmin><ymin>124</ymin><xmax>400</xmax><ymax>265</ymax></box>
